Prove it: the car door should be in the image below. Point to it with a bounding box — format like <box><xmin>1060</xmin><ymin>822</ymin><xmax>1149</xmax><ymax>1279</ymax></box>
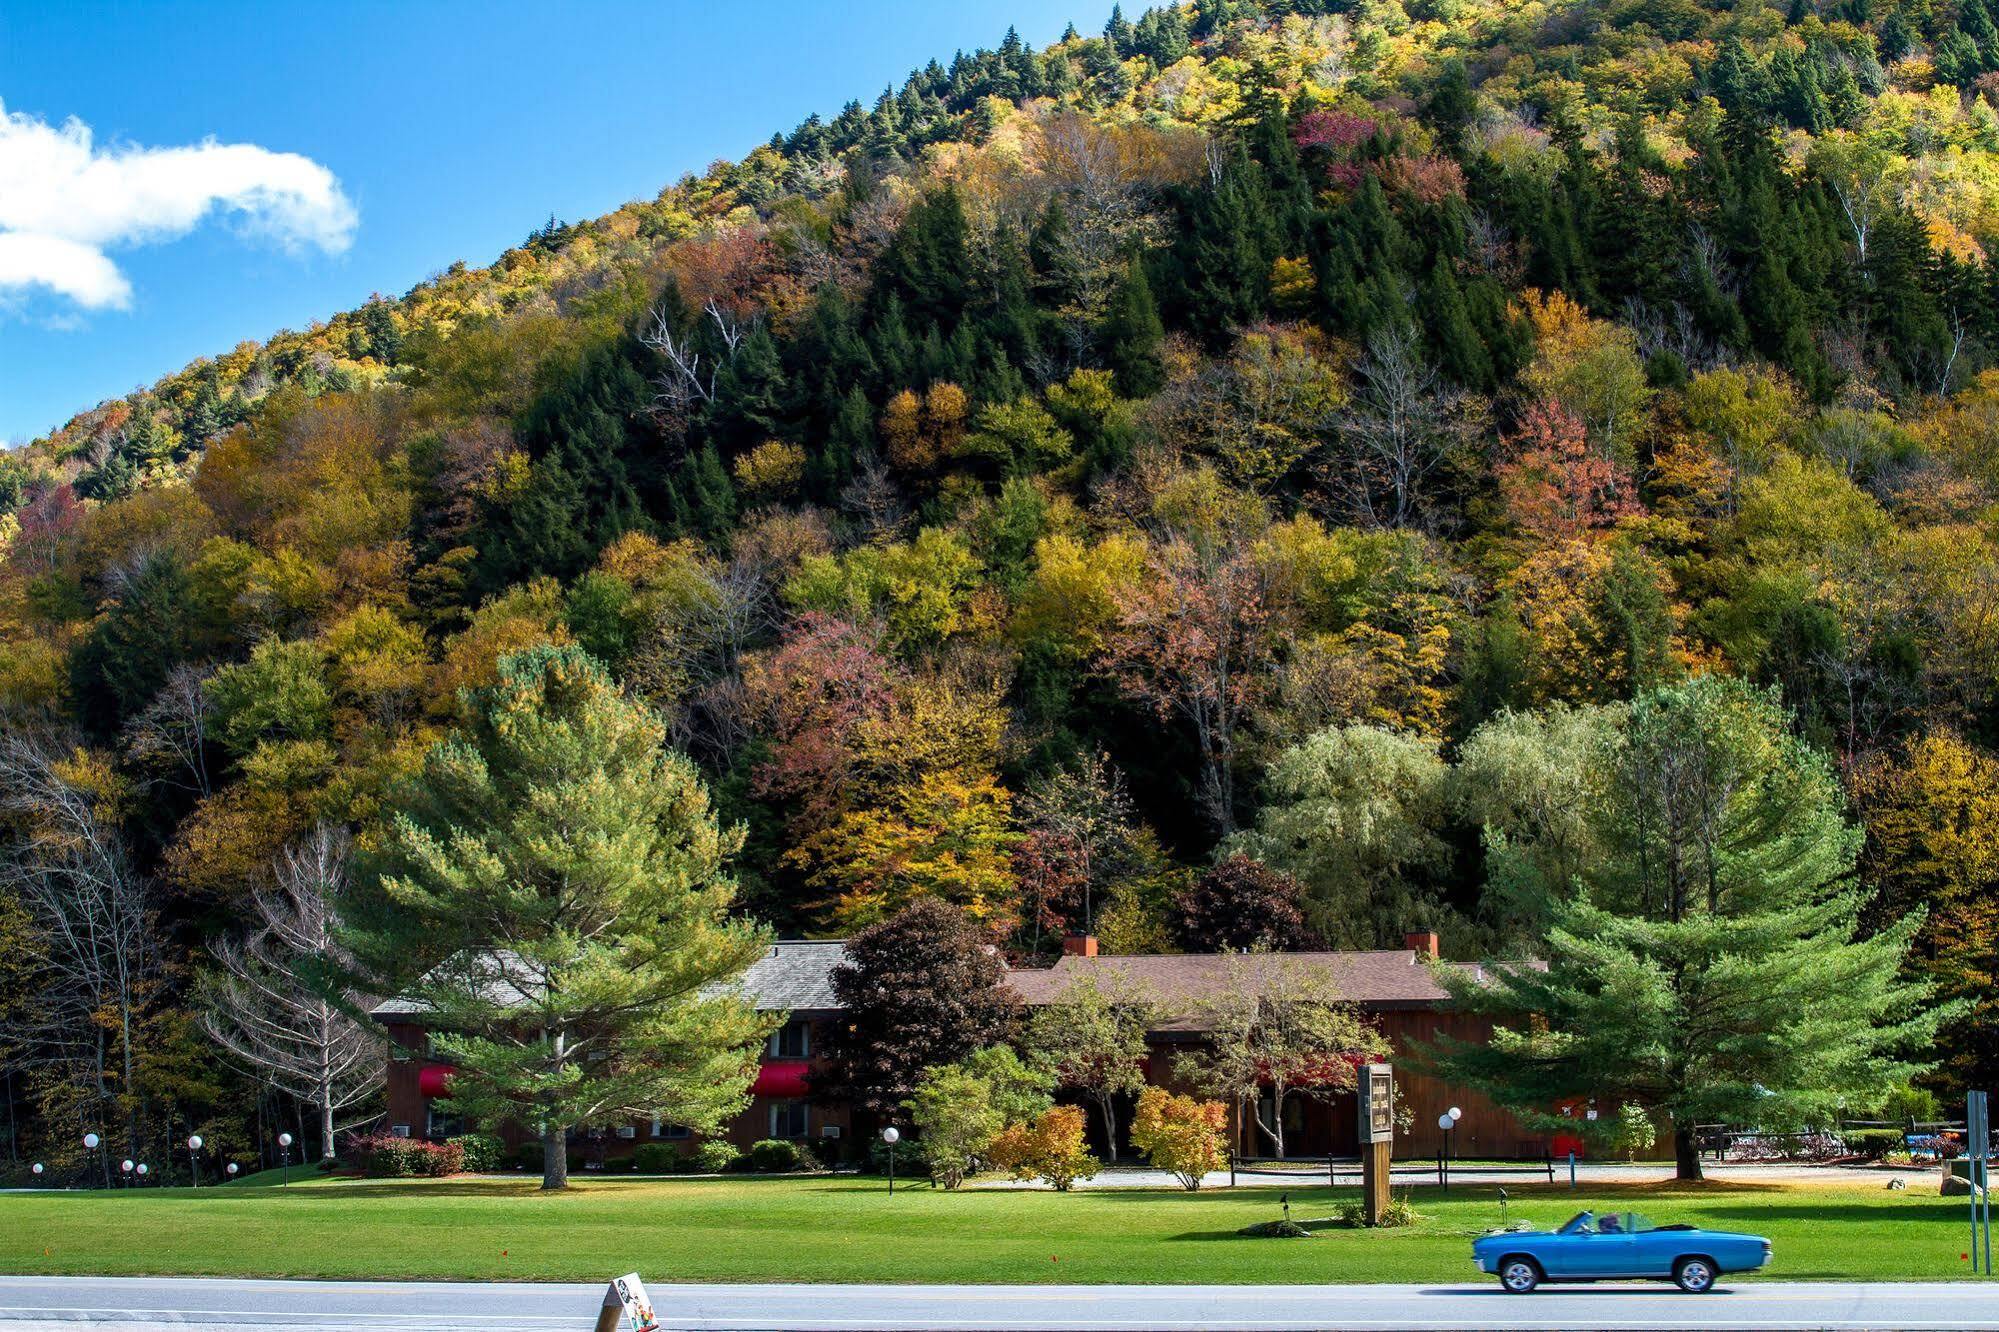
<box><xmin>1574</xmin><ymin>1214</ymin><xmax>1638</xmax><ymax>1276</ymax></box>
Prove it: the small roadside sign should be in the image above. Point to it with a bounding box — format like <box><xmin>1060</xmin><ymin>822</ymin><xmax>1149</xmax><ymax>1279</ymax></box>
<box><xmin>1971</xmin><ymin>1092</ymin><xmax>1991</xmax><ymax>1276</ymax></box>
<box><xmin>596</xmin><ymin>1272</ymin><xmax>659</xmax><ymax>1332</ymax></box>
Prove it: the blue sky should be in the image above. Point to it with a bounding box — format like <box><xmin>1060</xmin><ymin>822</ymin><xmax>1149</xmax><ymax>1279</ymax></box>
<box><xmin>0</xmin><ymin>0</ymin><xmax>1117</xmax><ymax>444</ymax></box>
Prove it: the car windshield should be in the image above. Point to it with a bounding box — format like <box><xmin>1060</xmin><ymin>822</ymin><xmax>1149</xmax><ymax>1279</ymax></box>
<box><xmin>1558</xmin><ymin>1212</ymin><xmax>1595</xmax><ymax>1235</ymax></box>
<box><xmin>1591</xmin><ymin>1212</ymin><xmax>1659</xmax><ymax>1235</ymax></box>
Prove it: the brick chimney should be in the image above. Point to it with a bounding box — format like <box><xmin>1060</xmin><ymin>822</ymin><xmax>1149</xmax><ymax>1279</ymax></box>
<box><xmin>1405</xmin><ymin>930</ymin><xmax>1440</xmax><ymax>959</ymax></box>
<box><xmin>1062</xmin><ymin>933</ymin><xmax>1099</xmax><ymax>958</ymax></box>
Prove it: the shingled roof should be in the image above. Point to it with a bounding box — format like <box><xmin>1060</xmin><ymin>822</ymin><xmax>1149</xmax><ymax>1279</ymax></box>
<box><xmin>1003</xmin><ymin>950</ymin><xmax>1485</xmax><ymax>1028</ymax></box>
<box><xmin>370</xmin><ymin>949</ymin><xmax>543</xmax><ymax>1018</ymax></box>
<box><xmin>374</xmin><ymin>941</ymin><xmax>1491</xmax><ymax>1026</ymax></box>
<box><xmin>373</xmin><ymin>940</ymin><xmax>849</xmax><ymax>1020</ymax></box>
<box><xmin>724</xmin><ymin>940</ymin><xmax>847</xmax><ymax>1013</ymax></box>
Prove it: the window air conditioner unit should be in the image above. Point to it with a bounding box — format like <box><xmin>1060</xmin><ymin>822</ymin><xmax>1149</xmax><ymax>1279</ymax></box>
<box><xmin>391</xmin><ymin>1124</ymin><xmax>411</xmax><ymax>1138</ymax></box>
<box><xmin>821</xmin><ymin>1125</ymin><xmax>842</xmax><ymax>1139</ymax></box>
<box><xmin>617</xmin><ymin>1126</ymin><xmax>637</xmax><ymax>1139</ymax></box>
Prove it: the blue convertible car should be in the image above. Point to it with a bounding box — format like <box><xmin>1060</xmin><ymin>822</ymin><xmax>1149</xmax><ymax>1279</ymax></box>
<box><xmin>1471</xmin><ymin>1210</ymin><xmax>1771</xmax><ymax>1293</ymax></box>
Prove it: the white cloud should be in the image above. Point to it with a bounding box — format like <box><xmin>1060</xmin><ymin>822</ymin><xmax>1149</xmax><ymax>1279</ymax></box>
<box><xmin>0</xmin><ymin>99</ymin><xmax>357</xmax><ymax>311</ymax></box>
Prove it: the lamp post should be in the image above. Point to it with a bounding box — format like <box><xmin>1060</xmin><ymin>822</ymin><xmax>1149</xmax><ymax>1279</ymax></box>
<box><xmin>135</xmin><ymin>1163</ymin><xmax>149</xmax><ymax>1184</ymax></box>
<box><xmin>881</xmin><ymin>1126</ymin><xmax>900</xmax><ymax>1195</ymax></box>
<box><xmin>278</xmin><ymin>1132</ymin><xmax>293</xmax><ymax>1187</ymax></box>
<box><xmin>120</xmin><ymin>1159</ymin><xmax>134</xmax><ymax>1189</ymax></box>
<box><xmin>1437</xmin><ymin>1112</ymin><xmax>1457</xmax><ymax>1192</ymax></box>
<box><xmin>187</xmin><ymin>1135</ymin><xmax>203</xmax><ymax>1188</ymax></box>
<box><xmin>226</xmin><ymin>1162</ymin><xmax>239</xmax><ymax>1179</ymax></box>
<box><xmin>30</xmin><ymin>1163</ymin><xmax>43</xmax><ymax>1186</ymax></box>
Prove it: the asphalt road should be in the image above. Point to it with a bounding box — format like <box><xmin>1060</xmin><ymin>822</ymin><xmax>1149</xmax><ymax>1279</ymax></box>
<box><xmin>2</xmin><ymin>1277</ymin><xmax>1998</xmax><ymax>1331</ymax></box>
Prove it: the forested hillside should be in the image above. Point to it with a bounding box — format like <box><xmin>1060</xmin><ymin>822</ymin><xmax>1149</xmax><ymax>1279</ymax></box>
<box><xmin>1</xmin><ymin>0</ymin><xmax>1995</xmax><ymax>1168</ymax></box>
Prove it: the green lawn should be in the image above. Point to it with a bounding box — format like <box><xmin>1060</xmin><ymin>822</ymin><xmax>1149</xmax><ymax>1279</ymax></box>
<box><xmin>0</xmin><ymin>1174</ymin><xmax>1976</xmax><ymax>1284</ymax></box>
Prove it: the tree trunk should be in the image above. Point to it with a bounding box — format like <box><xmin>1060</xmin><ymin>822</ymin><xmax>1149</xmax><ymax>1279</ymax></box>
<box><xmin>1098</xmin><ymin>1094</ymin><xmax>1119</xmax><ymax>1163</ymax></box>
<box><xmin>1674</xmin><ymin>1122</ymin><xmax>1704</xmax><ymax>1181</ymax></box>
<box><xmin>541</xmin><ymin>1123</ymin><xmax>569</xmax><ymax>1191</ymax></box>
<box><xmin>319</xmin><ymin>1095</ymin><xmax>336</xmax><ymax>1163</ymax></box>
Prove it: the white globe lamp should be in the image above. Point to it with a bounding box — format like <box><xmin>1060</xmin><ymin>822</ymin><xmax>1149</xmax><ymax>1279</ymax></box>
<box><xmin>881</xmin><ymin>1125</ymin><xmax>901</xmax><ymax>1194</ymax></box>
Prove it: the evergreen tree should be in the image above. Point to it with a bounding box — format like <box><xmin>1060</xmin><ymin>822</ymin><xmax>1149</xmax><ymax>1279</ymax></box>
<box><xmin>1425</xmin><ymin>257</ymin><xmax>1494</xmax><ymax>389</ymax></box>
<box><xmin>68</xmin><ymin>552</ymin><xmax>198</xmax><ymax>732</ymax></box>
<box><xmin>874</xmin><ymin>187</ymin><xmax>972</xmax><ymax>330</ymax></box>
<box><xmin>1433</xmin><ymin>676</ymin><xmax>1955</xmax><ymax>1178</ymax></box>
<box><xmin>1424</xmin><ymin>58</ymin><xmax>1478</xmax><ymax>157</ymax></box>
<box><xmin>1102</xmin><ymin>258</ymin><xmax>1167</xmax><ymax>398</ymax></box>
<box><xmin>1104</xmin><ymin>3</ymin><xmax>1135</xmax><ymax>56</ymax></box>
<box><xmin>684</xmin><ymin>443</ymin><xmax>738</xmax><ymax>538</ymax></box>
<box><xmin>344</xmin><ymin>645</ymin><xmax>773</xmax><ymax>1190</ymax></box>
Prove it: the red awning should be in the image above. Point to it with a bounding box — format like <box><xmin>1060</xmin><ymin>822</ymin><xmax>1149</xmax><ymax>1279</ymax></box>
<box><xmin>752</xmin><ymin>1061</ymin><xmax>811</xmax><ymax>1098</ymax></box>
<box><xmin>418</xmin><ymin>1064</ymin><xmax>455</xmax><ymax>1099</ymax></box>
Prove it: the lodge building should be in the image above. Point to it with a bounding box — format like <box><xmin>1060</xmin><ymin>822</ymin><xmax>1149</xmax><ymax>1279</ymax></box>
<box><xmin>376</xmin><ymin>931</ymin><xmax>1553</xmax><ymax>1165</ymax></box>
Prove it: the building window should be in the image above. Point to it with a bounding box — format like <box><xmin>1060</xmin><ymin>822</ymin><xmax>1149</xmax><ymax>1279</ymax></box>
<box><xmin>650</xmin><ymin>1117</ymin><xmax>691</xmax><ymax>1140</ymax></box>
<box><xmin>767</xmin><ymin>1019</ymin><xmax>811</xmax><ymax>1059</ymax></box>
<box><xmin>426</xmin><ymin>1106</ymin><xmax>465</xmax><ymax>1139</ymax></box>
<box><xmin>769</xmin><ymin>1099</ymin><xmax>809</xmax><ymax>1140</ymax></box>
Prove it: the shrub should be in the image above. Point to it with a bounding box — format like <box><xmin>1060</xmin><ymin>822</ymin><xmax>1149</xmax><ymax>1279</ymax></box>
<box><xmin>1609</xmin><ymin>1103</ymin><xmax>1656</xmax><ymax>1161</ymax></box>
<box><xmin>695</xmin><ymin>1140</ymin><xmax>740</xmax><ymax>1173</ymax></box>
<box><xmin>350</xmin><ymin>1133</ymin><xmax>463</xmax><ymax>1178</ymax></box>
<box><xmin>1845</xmin><ymin>1128</ymin><xmax>1903</xmax><ymax>1160</ymax></box>
<box><xmin>632</xmin><ymin>1143</ymin><xmax>679</xmax><ymax>1174</ymax></box>
<box><xmin>1379</xmin><ymin>1192</ymin><xmax>1417</xmax><ymax>1227</ymax></box>
<box><xmin>1881</xmin><ymin>1083</ymin><xmax>1940</xmax><ymax>1123</ymax></box>
<box><xmin>1130</xmin><ymin>1087</ymin><xmax>1227</xmax><ymax>1191</ymax></box>
<box><xmin>908</xmin><ymin>1068</ymin><xmax>1001</xmax><ymax>1188</ymax></box>
<box><xmin>449</xmin><ymin>1133</ymin><xmax>505</xmax><ymax>1173</ymax></box>
<box><xmin>988</xmin><ymin>1105</ymin><xmax>1100</xmax><ymax>1191</ymax></box>
<box><xmin>511</xmin><ymin>1142</ymin><xmax>544</xmax><ymax>1172</ymax></box>
<box><xmin>907</xmin><ymin>1047</ymin><xmax>1053</xmax><ymax>1189</ymax></box>
<box><xmin>750</xmin><ymin>1139</ymin><xmax>800</xmax><ymax>1172</ymax></box>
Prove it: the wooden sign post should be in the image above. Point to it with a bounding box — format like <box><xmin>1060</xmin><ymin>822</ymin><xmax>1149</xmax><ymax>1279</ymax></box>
<box><xmin>596</xmin><ymin>1273</ymin><xmax>659</xmax><ymax>1332</ymax></box>
<box><xmin>1358</xmin><ymin>1063</ymin><xmax>1394</xmax><ymax>1226</ymax></box>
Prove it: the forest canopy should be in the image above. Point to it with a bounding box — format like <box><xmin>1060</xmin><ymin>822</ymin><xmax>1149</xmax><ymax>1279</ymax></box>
<box><xmin>1</xmin><ymin>0</ymin><xmax>1994</xmax><ymax>1175</ymax></box>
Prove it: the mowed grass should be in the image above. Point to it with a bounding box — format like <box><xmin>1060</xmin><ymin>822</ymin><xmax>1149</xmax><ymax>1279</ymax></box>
<box><xmin>0</xmin><ymin>1174</ymin><xmax>1976</xmax><ymax>1284</ymax></box>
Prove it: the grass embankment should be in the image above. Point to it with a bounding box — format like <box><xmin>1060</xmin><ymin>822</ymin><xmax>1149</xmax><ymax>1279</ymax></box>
<box><xmin>0</xmin><ymin>1175</ymin><xmax>1972</xmax><ymax>1284</ymax></box>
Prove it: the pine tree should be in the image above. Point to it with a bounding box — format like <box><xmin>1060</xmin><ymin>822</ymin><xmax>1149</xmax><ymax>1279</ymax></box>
<box><xmin>875</xmin><ymin>187</ymin><xmax>971</xmax><ymax>330</ymax></box>
<box><xmin>684</xmin><ymin>443</ymin><xmax>738</xmax><ymax>538</ymax></box>
<box><xmin>1424</xmin><ymin>58</ymin><xmax>1478</xmax><ymax>157</ymax></box>
<box><xmin>1425</xmin><ymin>257</ymin><xmax>1494</xmax><ymax>389</ymax></box>
<box><xmin>1433</xmin><ymin>676</ymin><xmax>1957</xmax><ymax>1178</ymax></box>
<box><xmin>344</xmin><ymin>645</ymin><xmax>774</xmax><ymax>1190</ymax></box>
<box><xmin>1104</xmin><ymin>3</ymin><xmax>1135</xmax><ymax>56</ymax></box>
<box><xmin>1102</xmin><ymin>258</ymin><xmax>1167</xmax><ymax>398</ymax></box>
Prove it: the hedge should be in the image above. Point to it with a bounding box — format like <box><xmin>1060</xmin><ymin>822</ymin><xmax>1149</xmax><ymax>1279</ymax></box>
<box><xmin>350</xmin><ymin>1134</ymin><xmax>463</xmax><ymax>1178</ymax></box>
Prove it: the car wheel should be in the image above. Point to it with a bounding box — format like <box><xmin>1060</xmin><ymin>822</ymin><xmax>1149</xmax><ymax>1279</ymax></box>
<box><xmin>1673</xmin><ymin>1257</ymin><xmax>1716</xmax><ymax>1293</ymax></box>
<box><xmin>1499</xmin><ymin>1258</ymin><xmax>1541</xmax><ymax>1294</ymax></box>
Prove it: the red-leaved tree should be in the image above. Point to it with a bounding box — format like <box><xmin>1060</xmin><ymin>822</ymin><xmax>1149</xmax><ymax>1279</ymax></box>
<box><xmin>1496</xmin><ymin>400</ymin><xmax>1643</xmax><ymax>541</ymax></box>
<box><xmin>1102</xmin><ymin>538</ymin><xmax>1274</xmax><ymax>838</ymax></box>
<box><xmin>1176</xmin><ymin>855</ymin><xmax>1317</xmax><ymax>952</ymax></box>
